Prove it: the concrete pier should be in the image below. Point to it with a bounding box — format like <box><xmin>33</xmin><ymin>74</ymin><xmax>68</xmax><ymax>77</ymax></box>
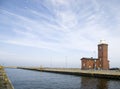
<box><xmin>0</xmin><ymin>66</ymin><xmax>14</xmax><ymax>89</ymax></box>
<box><xmin>18</xmin><ymin>67</ymin><xmax>120</xmax><ymax>80</ymax></box>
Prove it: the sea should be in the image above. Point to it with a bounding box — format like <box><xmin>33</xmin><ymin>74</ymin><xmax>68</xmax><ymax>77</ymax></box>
<box><xmin>5</xmin><ymin>69</ymin><xmax>120</xmax><ymax>89</ymax></box>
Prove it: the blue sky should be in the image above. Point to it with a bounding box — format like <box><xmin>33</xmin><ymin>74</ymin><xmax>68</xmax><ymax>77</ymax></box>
<box><xmin>0</xmin><ymin>0</ymin><xmax>120</xmax><ymax>68</ymax></box>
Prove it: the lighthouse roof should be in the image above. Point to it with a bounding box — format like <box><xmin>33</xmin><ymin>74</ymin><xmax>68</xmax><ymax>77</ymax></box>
<box><xmin>99</xmin><ymin>40</ymin><xmax>107</xmax><ymax>44</ymax></box>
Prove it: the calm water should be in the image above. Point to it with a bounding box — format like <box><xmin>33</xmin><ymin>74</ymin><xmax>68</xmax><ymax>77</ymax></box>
<box><xmin>5</xmin><ymin>69</ymin><xmax>120</xmax><ymax>89</ymax></box>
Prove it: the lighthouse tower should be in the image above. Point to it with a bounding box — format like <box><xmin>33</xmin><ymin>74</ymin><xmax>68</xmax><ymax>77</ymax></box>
<box><xmin>98</xmin><ymin>40</ymin><xmax>109</xmax><ymax>70</ymax></box>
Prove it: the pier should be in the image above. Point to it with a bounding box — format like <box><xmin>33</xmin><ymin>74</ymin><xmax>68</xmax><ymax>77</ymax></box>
<box><xmin>17</xmin><ymin>67</ymin><xmax>120</xmax><ymax>80</ymax></box>
<box><xmin>0</xmin><ymin>66</ymin><xmax>14</xmax><ymax>89</ymax></box>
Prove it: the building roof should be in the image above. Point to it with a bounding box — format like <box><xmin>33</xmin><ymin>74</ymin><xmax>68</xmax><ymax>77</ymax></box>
<box><xmin>98</xmin><ymin>40</ymin><xmax>108</xmax><ymax>45</ymax></box>
<box><xmin>81</xmin><ymin>57</ymin><xmax>98</xmax><ymax>60</ymax></box>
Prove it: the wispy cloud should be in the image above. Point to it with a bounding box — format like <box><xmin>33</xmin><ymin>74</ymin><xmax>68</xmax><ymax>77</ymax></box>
<box><xmin>0</xmin><ymin>0</ymin><xmax>120</xmax><ymax>67</ymax></box>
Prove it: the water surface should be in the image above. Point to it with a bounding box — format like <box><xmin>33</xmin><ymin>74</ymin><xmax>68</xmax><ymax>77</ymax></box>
<box><xmin>5</xmin><ymin>69</ymin><xmax>120</xmax><ymax>89</ymax></box>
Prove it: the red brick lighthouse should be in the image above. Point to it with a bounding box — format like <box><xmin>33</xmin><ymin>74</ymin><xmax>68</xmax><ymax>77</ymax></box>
<box><xmin>98</xmin><ymin>40</ymin><xmax>109</xmax><ymax>69</ymax></box>
<box><xmin>81</xmin><ymin>40</ymin><xmax>109</xmax><ymax>70</ymax></box>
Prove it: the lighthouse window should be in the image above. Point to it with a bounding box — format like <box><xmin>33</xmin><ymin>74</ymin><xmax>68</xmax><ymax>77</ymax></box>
<box><xmin>83</xmin><ymin>63</ymin><xmax>85</xmax><ymax>66</ymax></box>
<box><xmin>99</xmin><ymin>46</ymin><xmax>102</xmax><ymax>50</ymax></box>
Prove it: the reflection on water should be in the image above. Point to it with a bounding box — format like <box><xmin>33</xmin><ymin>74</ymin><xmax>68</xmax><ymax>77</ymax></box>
<box><xmin>97</xmin><ymin>79</ymin><xmax>108</xmax><ymax>89</ymax></box>
<box><xmin>5</xmin><ymin>69</ymin><xmax>120</xmax><ymax>89</ymax></box>
<box><xmin>81</xmin><ymin>76</ymin><xmax>120</xmax><ymax>89</ymax></box>
<box><xmin>81</xmin><ymin>77</ymin><xmax>108</xmax><ymax>89</ymax></box>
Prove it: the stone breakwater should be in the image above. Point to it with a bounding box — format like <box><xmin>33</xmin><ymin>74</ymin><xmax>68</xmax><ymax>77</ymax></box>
<box><xmin>18</xmin><ymin>67</ymin><xmax>120</xmax><ymax>80</ymax></box>
<box><xmin>0</xmin><ymin>66</ymin><xmax>14</xmax><ymax>89</ymax></box>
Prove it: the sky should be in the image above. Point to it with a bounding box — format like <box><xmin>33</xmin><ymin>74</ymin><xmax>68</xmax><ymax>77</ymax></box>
<box><xmin>0</xmin><ymin>0</ymin><xmax>120</xmax><ymax>68</ymax></box>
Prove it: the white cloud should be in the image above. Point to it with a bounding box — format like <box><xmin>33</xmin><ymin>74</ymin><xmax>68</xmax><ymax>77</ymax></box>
<box><xmin>0</xmin><ymin>0</ymin><xmax>120</xmax><ymax>67</ymax></box>
<box><xmin>51</xmin><ymin>0</ymin><xmax>69</xmax><ymax>6</ymax></box>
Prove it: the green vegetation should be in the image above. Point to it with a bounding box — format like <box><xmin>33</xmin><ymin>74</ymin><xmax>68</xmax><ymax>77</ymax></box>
<box><xmin>0</xmin><ymin>66</ymin><xmax>10</xmax><ymax>89</ymax></box>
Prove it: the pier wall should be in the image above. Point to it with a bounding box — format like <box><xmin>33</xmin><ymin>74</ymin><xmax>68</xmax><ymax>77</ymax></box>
<box><xmin>0</xmin><ymin>66</ymin><xmax>14</xmax><ymax>89</ymax></box>
<box><xmin>17</xmin><ymin>67</ymin><xmax>120</xmax><ymax>80</ymax></box>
